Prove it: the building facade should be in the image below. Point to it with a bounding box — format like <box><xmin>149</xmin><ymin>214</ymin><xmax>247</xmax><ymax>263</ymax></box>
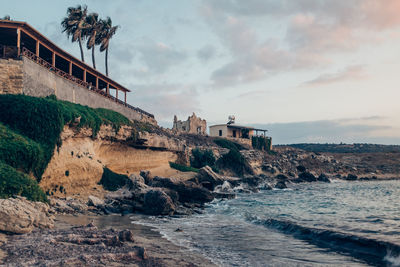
<box><xmin>172</xmin><ymin>113</ymin><xmax>207</xmax><ymax>135</ymax></box>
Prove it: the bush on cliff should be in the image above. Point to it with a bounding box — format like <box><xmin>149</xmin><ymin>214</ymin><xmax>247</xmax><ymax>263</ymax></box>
<box><xmin>0</xmin><ymin>162</ymin><xmax>47</xmax><ymax>202</ymax></box>
<box><xmin>214</xmin><ymin>138</ymin><xmax>252</xmax><ymax>176</ymax></box>
<box><xmin>99</xmin><ymin>167</ymin><xmax>133</xmax><ymax>191</ymax></box>
<box><xmin>214</xmin><ymin>138</ymin><xmax>244</xmax><ymax>151</ymax></box>
<box><xmin>0</xmin><ymin>94</ymin><xmax>133</xmax><ymax>181</ymax></box>
<box><xmin>169</xmin><ymin>162</ymin><xmax>199</xmax><ymax>173</ymax></box>
<box><xmin>190</xmin><ymin>148</ymin><xmax>216</xmax><ymax>169</ymax></box>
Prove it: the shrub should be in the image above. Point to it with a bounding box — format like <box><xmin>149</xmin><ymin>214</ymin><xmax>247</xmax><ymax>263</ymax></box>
<box><xmin>251</xmin><ymin>136</ymin><xmax>271</xmax><ymax>151</ymax></box>
<box><xmin>169</xmin><ymin>162</ymin><xmax>199</xmax><ymax>173</ymax></box>
<box><xmin>214</xmin><ymin>138</ymin><xmax>244</xmax><ymax>151</ymax></box>
<box><xmin>0</xmin><ymin>162</ymin><xmax>47</xmax><ymax>202</ymax></box>
<box><xmin>217</xmin><ymin>149</ymin><xmax>248</xmax><ymax>176</ymax></box>
<box><xmin>98</xmin><ymin>167</ymin><xmax>133</xmax><ymax>191</ymax></box>
<box><xmin>190</xmin><ymin>148</ymin><xmax>216</xmax><ymax>169</ymax></box>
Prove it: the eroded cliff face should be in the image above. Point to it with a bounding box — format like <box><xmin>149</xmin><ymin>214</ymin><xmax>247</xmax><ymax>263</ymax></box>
<box><xmin>40</xmin><ymin>125</ymin><xmax>180</xmax><ymax>197</ymax></box>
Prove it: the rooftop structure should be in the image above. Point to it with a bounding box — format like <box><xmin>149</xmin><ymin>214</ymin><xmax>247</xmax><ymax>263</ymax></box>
<box><xmin>0</xmin><ymin>19</ymin><xmax>155</xmax><ymax>121</ymax></box>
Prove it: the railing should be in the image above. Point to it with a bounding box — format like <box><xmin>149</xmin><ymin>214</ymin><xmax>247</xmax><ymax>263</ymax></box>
<box><xmin>20</xmin><ymin>47</ymin><xmax>154</xmax><ymax>119</ymax></box>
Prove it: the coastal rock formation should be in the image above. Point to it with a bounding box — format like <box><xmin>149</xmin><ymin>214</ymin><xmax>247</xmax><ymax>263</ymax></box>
<box><xmin>143</xmin><ymin>189</ymin><xmax>176</xmax><ymax>215</ymax></box>
<box><xmin>0</xmin><ymin>197</ymin><xmax>54</xmax><ymax>234</ymax></box>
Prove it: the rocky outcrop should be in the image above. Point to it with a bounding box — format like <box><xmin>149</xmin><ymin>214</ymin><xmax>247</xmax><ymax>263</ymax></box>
<box><xmin>195</xmin><ymin>166</ymin><xmax>224</xmax><ymax>190</ymax></box>
<box><xmin>143</xmin><ymin>189</ymin><xmax>176</xmax><ymax>215</ymax></box>
<box><xmin>0</xmin><ymin>197</ymin><xmax>54</xmax><ymax>234</ymax></box>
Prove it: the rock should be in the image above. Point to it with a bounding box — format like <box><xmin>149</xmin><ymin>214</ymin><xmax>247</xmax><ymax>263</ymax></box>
<box><xmin>87</xmin><ymin>196</ymin><xmax>104</xmax><ymax>207</ymax></box>
<box><xmin>129</xmin><ymin>174</ymin><xmax>145</xmax><ymax>185</ymax></box>
<box><xmin>151</xmin><ymin>177</ymin><xmax>214</xmax><ymax>204</ymax></box>
<box><xmin>275</xmin><ymin>174</ymin><xmax>288</xmax><ymax>181</ymax></box>
<box><xmin>260</xmin><ymin>184</ymin><xmax>273</xmax><ymax>190</ymax></box>
<box><xmin>118</xmin><ymin>230</ymin><xmax>135</xmax><ymax>242</ymax></box>
<box><xmin>0</xmin><ymin>197</ymin><xmax>54</xmax><ymax>234</ymax></box>
<box><xmin>140</xmin><ymin>170</ymin><xmax>154</xmax><ymax>185</ymax></box>
<box><xmin>296</xmin><ymin>165</ymin><xmax>306</xmax><ymax>173</ymax></box>
<box><xmin>298</xmin><ymin>172</ymin><xmax>317</xmax><ymax>182</ymax></box>
<box><xmin>346</xmin><ymin>174</ymin><xmax>358</xmax><ymax>180</ymax></box>
<box><xmin>317</xmin><ymin>173</ymin><xmax>331</xmax><ymax>183</ymax></box>
<box><xmin>274</xmin><ymin>181</ymin><xmax>287</xmax><ymax>189</ymax></box>
<box><xmin>213</xmin><ymin>192</ymin><xmax>236</xmax><ymax>199</ymax></box>
<box><xmin>196</xmin><ymin>166</ymin><xmax>224</xmax><ymax>190</ymax></box>
<box><xmin>143</xmin><ymin>189</ymin><xmax>176</xmax><ymax>215</ymax></box>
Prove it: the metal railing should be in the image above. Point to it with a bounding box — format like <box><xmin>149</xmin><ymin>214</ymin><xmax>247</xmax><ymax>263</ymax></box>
<box><xmin>20</xmin><ymin>47</ymin><xmax>154</xmax><ymax>118</ymax></box>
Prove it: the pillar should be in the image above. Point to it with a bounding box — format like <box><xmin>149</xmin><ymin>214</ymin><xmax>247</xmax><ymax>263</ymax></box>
<box><xmin>116</xmin><ymin>89</ymin><xmax>118</xmax><ymax>101</ymax></box>
<box><xmin>69</xmin><ymin>62</ymin><xmax>72</xmax><ymax>75</ymax></box>
<box><xmin>124</xmin><ymin>91</ymin><xmax>127</xmax><ymax>104</ymax></box>
<box><xmin>106</xmin><ymin>83</ymin><xmax>109</xmax><ymax>95</ymax></box>
<box><xmin>36</xmin><ymin>41</ymin><xmax>39</xmax><ymax>57</ymax></box>
<box><xmin>83</xmin><ymin>70</ymin><xmax>86</xmax><ymax>82</ymax></box>
<box><xmin>52</xmin><ymin>52</ymin><xmax>55</xmax><ymax>67</ymax></box>
<box><xmin>96</xmin><ymin>77</ymin><xmax>99</xmax><ymax>89</ymax></box>
<box><xmin>17</xmin><ymin>28</ymin><xmax>21</xmax><ymax>57</ymax></box>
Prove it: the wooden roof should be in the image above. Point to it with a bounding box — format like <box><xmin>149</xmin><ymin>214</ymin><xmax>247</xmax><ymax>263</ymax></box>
<box><xmin>0</xmin><ymin>20</ymin><xmax>130</xmax><ymax>92</ymax></box>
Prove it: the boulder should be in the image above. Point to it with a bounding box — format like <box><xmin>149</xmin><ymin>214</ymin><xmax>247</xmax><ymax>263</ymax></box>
<box><xmin>346</xmin><ymin>174</ymin><xmax>358</xmax><ymax>181</ymax></box>
<box><xmin>151</xmin><ymin>177</ymin><xmax>214</xmax><ymax>204</ymax></box>
<box><xmin>274</xmin><ymin>181</ymin><xmax>287</xmax><ymax>189</ymax></box>
<box><xmin>298</xmin><ymin>172</ymin><xmax>317</xmax><ymax>182</ymax></box>
<box><xmin>140</xmin><ymin>170</ymin><xmax>154</xmax><ymax>185</ymax></box>
<box><xmin>317</xmin><ymin>173</ymin><xmax>331</xmax><ymax>183</ymax></box>
<box><xmin>196</xmin><ymin>166</ymin><xmax>224</xmax><ymax>190</ymax></box>
<box><xmin>129</xmin><ymin>174</ymin><xmax>145</xmax><ymax>185</ymax></box>
<box><xmin>296</xmin><ymin>165</ymin><xmax>306</xmax><ymax>173</ymax></box>
<box><xmin>275</xmin><ymin>174</ymin><xmax>288</xmax><ymax>181</ymax></box>
<box><xmin>87</xmin><ymin>196</ymin><xmax>104</xmax><ymax>207</ymax></box>
<box><xmin>260</xmin><ymin>184</ymin><xmax>273</xmax><ymax>190</ymax></box>
<box><xmin>0</xmin><ymin>197</ymin><xmax>54</xmax><ymax>234</ymax></box>
<box><xmin>143</xmin><ymin>190</ymin><xmax>176</xmax><ymax>215</ymax></box>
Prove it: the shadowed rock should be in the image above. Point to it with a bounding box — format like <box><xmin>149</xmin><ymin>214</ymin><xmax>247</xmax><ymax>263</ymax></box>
<box><xmin>143</xmin><ymin>189</ymin><xmax>175</xmax><ymax>215</ymax></box>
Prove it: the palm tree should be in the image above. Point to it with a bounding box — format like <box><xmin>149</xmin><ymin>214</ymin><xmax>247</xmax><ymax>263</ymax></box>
<box><xmin>61</xmin><ymin>5</ymin><xmax>88</xmax><ymax>62</ymax></box>
<box><xmin>85</xmin><ymin>13</ymin><xmax>101</xmax><ymax>69</ymax></box>
<box><xmin>97</xmin><ymin>17</ymin><xmax>119</xmax><ymax>76</ymax></box>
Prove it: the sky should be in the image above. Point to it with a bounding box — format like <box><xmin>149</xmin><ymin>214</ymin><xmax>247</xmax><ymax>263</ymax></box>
<box><xmin>3</xmin><ymin>0</ymin><xmax>400</xmax><ymax>144</ymax></box>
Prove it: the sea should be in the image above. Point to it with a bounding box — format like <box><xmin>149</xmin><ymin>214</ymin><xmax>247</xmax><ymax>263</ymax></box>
<box><xmin>132</xmin><ymin>179</ymin><xmax>400</xmax><ymax>266</ymax></box>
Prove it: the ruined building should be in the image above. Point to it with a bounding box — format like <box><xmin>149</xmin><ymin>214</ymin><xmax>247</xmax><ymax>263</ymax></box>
<box><xmin>173</xmin><ymin>113</ymin><xmax>207</xmax><ymax>135</ymax></box>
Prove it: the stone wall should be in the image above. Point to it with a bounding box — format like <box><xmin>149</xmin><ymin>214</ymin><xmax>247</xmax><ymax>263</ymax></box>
<box><xmin>172</xmin><ymin>113</ymin><xmax>207</xmax><ymax>135</ymax></box>
<box><xmin>1</xmin><ymin>58</ymin><xmax>156</xmax><ymax>125</ymax></box>
<box><xmin>0</xmin><ymin>59</ymin><xmax>23</xmax><ymax>94</ymax></box>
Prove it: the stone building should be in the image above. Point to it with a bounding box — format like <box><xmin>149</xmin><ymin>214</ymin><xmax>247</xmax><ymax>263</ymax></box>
<box><xmin>173</xmin><ymin>113</ymin><xmax>207</xmax><ymax>135</ymax></box>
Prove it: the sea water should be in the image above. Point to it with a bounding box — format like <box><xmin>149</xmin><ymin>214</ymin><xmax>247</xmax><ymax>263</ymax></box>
<box><xmin>133</xmin><ymin>180</ymin><xmax>400</xmax><ymax>266</ymax></box>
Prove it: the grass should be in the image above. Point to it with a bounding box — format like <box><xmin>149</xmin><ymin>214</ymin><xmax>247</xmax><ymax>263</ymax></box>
<box><xmin>0</xmin><ymin>94</ymin><xmax>137</xmax><ymax>201</ymax></box>
<box><xmin>214</xmin><ymin>138</ymin><xmax>245</xmax><ymax>151</ymax></box>
<box><xmin>0</xmin><ymin>162</ymin><xmax>47</xmax><ymax>202</ymax></box>
<box><xmin>169</xmin><ymin>162</ymin><xmax>199</xmax><ymax>173</ymax></box>
<box><xmin>98</xmin><ymin>167</ymin><xmax>133</xmax><ymax>191</ymax></box>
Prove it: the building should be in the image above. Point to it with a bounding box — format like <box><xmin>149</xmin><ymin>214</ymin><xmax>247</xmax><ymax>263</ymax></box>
<box><xmin>172</xmin><ymin>113</ymin><xmax>206</xmax><ymax>135</ymax></box>
<box><xmin>0</xmin><ymin>19</ymin><xmax>156</xmax><ymax>124</ymax></box>
<box><xmin>209</xmin><ymin>117</ymin><xmax>272</xmax><ymax>150</ymax></box>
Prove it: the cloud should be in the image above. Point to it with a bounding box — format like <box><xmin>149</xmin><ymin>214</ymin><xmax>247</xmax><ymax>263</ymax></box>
<box><xmin>135</xmin><ymin>41</ymin><xmax>187</xmax><ymax>74</ymax></box>
<box><xmin>252</xmin><ymin>116</ymin><xmax>399</xmax><ymax>144</ymax></box>
<box><xmin>200</xmin><ymin>0</ymin><xmax>400</xmax><ymax>87</ymax></box>
<box><xmin>197</xmin><ymin>44</ymin><xmax>216</xmax><ymax>62</ymax></box>
<box><xmin>304</xmin><ymin>65</ymin><xmax>367</xmax><ymax>86</ymax></box>
<box><xmin>128</xmin><ymin>83</ymin><xmax>200</xmax><ymax>120</ymax></box>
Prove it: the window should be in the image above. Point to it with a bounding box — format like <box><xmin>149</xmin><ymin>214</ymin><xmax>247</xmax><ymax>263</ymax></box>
<box><xmin>219</xmin><ymin>130</ymin><xmax>222</xmax><ymax>136</ymax></box>
<box><xmin>232</xmin><ymin>130</ymin><xmax>236</xmax><ymax>138</ymax></box>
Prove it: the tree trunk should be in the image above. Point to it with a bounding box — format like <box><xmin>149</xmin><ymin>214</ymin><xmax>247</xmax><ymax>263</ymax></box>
<box><xmin>92</xmin><ymin>46</ymin><xmax>96</xmax><ymax>69</ymax></box>
<box><xmin>105</xmin><ymin>47</ymin><xmax>109</xmax><ymax>76</ymax></box>
<box><xmin>78</xmin><ymin>36</ymin><xmax>85</xmax><ymax>62</ymax></box>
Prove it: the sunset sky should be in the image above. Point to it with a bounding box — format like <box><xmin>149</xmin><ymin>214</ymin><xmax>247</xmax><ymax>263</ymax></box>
<box><xmin>3</xmin><ymin>0</ymin><xmax>400</xmax><ymax>144</ymax></box>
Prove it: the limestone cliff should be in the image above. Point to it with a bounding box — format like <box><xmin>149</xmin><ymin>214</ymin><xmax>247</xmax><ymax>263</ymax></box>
<box><xmin>40</xmin><ymin>125</ymin><xmax>186</xmax><ymax>198</ymax></box>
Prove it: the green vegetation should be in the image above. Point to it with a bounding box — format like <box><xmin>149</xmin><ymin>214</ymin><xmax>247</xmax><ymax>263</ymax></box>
<box><xmin>252</xmin><ymin>136</ymin><xmax>272</xmax><ymax>151</ymax></box>
<box><xmin>98</xmin><ymin>167</ymin><xmax>133</xmax><ymax>191</ymax></box>
<box><xmin>213</xmin><ymin>138</ymin><xmax>252</xmax><ymax>176</ymax></box>
<box><xmin>214</xmin><ymin>138</ymin><xmax>244</xmax><ymax>151</ymax></box>
<box><xmin>169</xmin><ymin>162</ymin><xmax>199</xmax><ymax>173</ymax></box>
<box><xmin>190</xmin><ymin>148</ymin><xmax>216</xmax><ymax>169</ymax></box>
<box><xmin>283</xmin><ymin>143</ymin><xmax>400</xmax><ymax>153</ymax></box>
<box><xmin>0</xmin><ymin>162</ymin><xmax>47</xmax><ymax>202</ymax></box>
<box><xmin>0</xmin><ymin>94</ymin><xmax>134</xmax><ymax>201</ymax></box>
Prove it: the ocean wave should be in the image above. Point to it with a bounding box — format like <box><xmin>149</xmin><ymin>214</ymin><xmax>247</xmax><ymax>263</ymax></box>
<box><xmin>248</xmin><ymin>216</ymin><xmax>400</xmax><ymax>266</ymax></box>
